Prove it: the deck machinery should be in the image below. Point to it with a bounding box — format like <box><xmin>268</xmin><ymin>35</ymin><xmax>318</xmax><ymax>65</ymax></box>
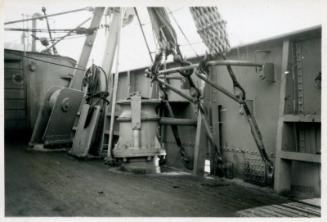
<box><xmin>4</xmin><ymin>6</ymin><xmax>321</xmax><ymax>196</ymax></box>
<box><xmin>6</xmin><ymin>6</ymin><xmax>274</xmax><ymax>181</ymax></box>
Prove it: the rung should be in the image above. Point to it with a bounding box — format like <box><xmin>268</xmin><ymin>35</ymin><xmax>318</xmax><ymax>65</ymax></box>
<box><xmin>160</xmin><ymin>117</ymin><xmax>197</xmax><ymax>126</ymax></box>
<box><xmin>206</xmin><ymin>59</ymin><xmax>263</xmax><ymax>67</ymax></box>
<box><xmin>282</xmin><ymin>114</ymin><xmax>321</xmax><ymax>123</ymax></box>
<box><xmin>278</xmin><ymin>151</ymin><xmax>320</xmax><ymax>163</ymax></box>
<box><xmin>104</xmin><ymin>130</ymin><xmax>119</xmax><ymax>135</ymax></box>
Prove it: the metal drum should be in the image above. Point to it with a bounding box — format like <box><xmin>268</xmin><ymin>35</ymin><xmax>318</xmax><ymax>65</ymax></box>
<box><xmin>113</xmin><ymin>95</ymin><xmax>166</xmax><ymax>173</ymax></box>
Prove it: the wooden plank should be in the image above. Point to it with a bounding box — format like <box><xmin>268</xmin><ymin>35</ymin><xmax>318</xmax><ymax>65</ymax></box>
<box><xmin>4</xmin><ymin>62</ymin><xmax>22</xmax><ymax>69</ymax></box>
<box><xmin>297</xmin><ymin>198</ymin><xmax>321</xmax><ymax>207</ymax></box>
<box><xmin>282</xmin><ymin>203</ymin><xmax>320</xmax><ymax>217</ymax></box>
<box><xmin>5</xmin><ymin>119</ymin><xmax>28</xmax><ymax>130</ymax></box>
<box><xmin>192</xmin><ymin>111</ymin><xmax>206</xmax><ymax>176</ymax></box>
<box><xmin>269</xmin><ymin>205</ymin><xmax>303</xmax><ymax>217</ymax></box>
<box><xmin>237</xmin><ymin>202</ymin><xmax>321</xmax><ymax>218</ymax></box>
<box><xmin>279</xmin><ymin>151</ymin><xmax>320</xmax><ymax>163</ymax></box>
<box><xmin>241</xmin><ymin>207</ymin><xmax>272</xmax><ymax>217</ymax></box>
<box><xmin>287</xmin><ymin>202</ymin><xmax>321</xmax><ymax>214</ymax></box>
<box><xmin>5</xmin><ymin>89</ymin><xmax>25</xmax><ymax>99</ymax></box>
<box><xmin>5</xmin><ymin>110</ymin><xmax>26</xmax><ymax>119</ymax></box>
<box><xmin>159</xmin><ymin>117</ymin><xmax>197</xmax><ymax>126</ymax></box>
<box><xmin>255</xmin><ymin>207</ymin><xmax>284</xmax><ymax>217</ymax></box>
<box><xmin>238</xmin><ymin>208</ymin><xmax>273</xmax><ymax>217</ymax></box>
<box><xmin>4</xmin><ymin>75</ymin><xmax>12</xmax><ymax>80</ymax></box>
<box><xmin>5</xmin><ymin>99</ymin><xmax>25</xmax><ymax>109</ymax></box>
<box><xmin>4</xmin><ymin>67</ymin><xmax>23</xmax><ymax>77</ymax></box>
<box><xmin>5</xmin><ymin>80</ymin><xmax>24</xmax><ymax>89</ymax></box>
<box><xmin>283</xmin><ymin>114</ymin><xmax>321</xmax><ymax>123</ymax></box>
<box><xmin>272</xmin><ymin>204</ymin><xmax>311</xmax><ymax>217</ymax></box>
<box><xmin>3</xmin><ymin>67</ymin><xmax>23</xmax><ymax>70</ymax></box>
<box><xmin>5</xmin><ymin>56</ymin><xmax>21</xmax><ymax>62</ymax></box>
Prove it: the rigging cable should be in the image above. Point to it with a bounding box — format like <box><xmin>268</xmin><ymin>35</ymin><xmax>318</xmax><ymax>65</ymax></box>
<box><xmin>5</xmin><ymin>7</ymin><xmax>92</xmax><ymax>25</ymax></box>
<box><xmin>42</xmin><ymin>7</ymin><xmax>58</xmax><ymax>55</ymax></box>
<box><xmin>134</xmin><ymin>8</ymin><xmax>154</xmax><ymax>63</ymax></box>
<box><xmin>190</xmin><ymin>7</ymin><xmax>274</xmax><ymax>182</ymax></box>
<box><xmin>167</xmin><ymin>8</ymin><xmax>200</xmax><ymax>58</ymax></box>
<box><xmin>42</xmin><ymin>17</ymin><xmax>91</xmax><ymax>53</ymax></box>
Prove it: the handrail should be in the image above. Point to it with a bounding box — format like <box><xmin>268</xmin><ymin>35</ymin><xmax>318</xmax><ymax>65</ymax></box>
<box><xmin>157</xmin><ymin>59</ymin><xmax>264</xmax><ymax>75</ymax></box>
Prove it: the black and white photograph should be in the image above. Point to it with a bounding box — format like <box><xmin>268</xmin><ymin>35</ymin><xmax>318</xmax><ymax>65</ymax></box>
<box><xmin>1</xmin><ymin>0</ymin><xmax>325</xmax><ymax>219</ymax></box>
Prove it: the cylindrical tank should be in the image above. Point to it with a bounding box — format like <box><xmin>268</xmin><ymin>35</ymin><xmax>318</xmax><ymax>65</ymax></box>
<box><xmin>113</xmin><ymin>99</ymin><xmax>165</xmax><ymax>159</ymax></box>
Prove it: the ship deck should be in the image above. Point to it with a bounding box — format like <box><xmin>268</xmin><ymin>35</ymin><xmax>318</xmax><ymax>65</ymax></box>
<box><xmin>5</xmin><ymin>138</ymin><xmax>320</xmax><ymax>217</ymax></box>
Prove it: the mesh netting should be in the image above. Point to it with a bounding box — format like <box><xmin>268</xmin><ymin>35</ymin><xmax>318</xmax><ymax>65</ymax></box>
<box><xmin>190</xmin><ymin>7</ymin><xmax>230</xmax><ymax>56</ymax></box>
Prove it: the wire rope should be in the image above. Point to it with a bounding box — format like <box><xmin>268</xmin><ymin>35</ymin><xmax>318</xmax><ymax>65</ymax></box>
<box><xmin>167</xmin><ymin>8</ymin><xmax>200</xmax><ymax>57</ymax></box>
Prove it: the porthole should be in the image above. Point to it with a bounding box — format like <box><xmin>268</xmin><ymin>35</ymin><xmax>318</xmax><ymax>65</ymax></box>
<box><xmin>12</xmin><ymin>73</ymin><xmax>24</xmax><ymax>85</ymax></box>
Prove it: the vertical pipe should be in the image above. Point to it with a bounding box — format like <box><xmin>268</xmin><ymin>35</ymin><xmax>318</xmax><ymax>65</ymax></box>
<box><xmin>127</xmin><ymin>70</ymin><xmax>131</xmax><ymax>96</ymax></box>
<box><xmin>107</xmin><ymin>8</ymin><xmax>124</xmax><ymax>158</ymax></box>
<box><xmin>31</xmin><ymin>13</ymin><xmax>42</xmax><ymax>52</ymax></box>
<box><xmin>42</xmin><ymin>7</ymin><xmax>58</xmax><ymax>55</ymax></box>
<box><xmin>21</xmin><ymin>14</ymin><xmax>25</xmax><ymax>52</ymax></box>
<box><xmin>101</xmin><ymin>8</ymin><xmax>122</xmax><ymax>76</ymax></box>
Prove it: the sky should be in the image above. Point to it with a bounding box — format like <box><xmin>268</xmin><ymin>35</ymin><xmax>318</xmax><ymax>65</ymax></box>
<box><xmin>3</xmin><ymin>0</ymin><xmax>324</xmax><ymax>72</ymax></box>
